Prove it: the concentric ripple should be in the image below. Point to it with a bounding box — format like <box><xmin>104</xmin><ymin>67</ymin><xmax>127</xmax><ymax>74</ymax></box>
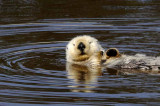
<box><xmin>1</xmin><ymin>0</ymin><xmax>160</xmax><ymax>105</ymax></box>
<box><xmin>0</xmin><ymin>17</ymin><xmax>160</xmax><ymax>105</ymax></box>
<box><xmin>0</xmin><ymin>42</ymin><xmax>72</xmax><ymax>104</ymax></box>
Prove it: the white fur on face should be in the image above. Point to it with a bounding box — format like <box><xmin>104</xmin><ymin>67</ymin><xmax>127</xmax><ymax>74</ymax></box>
<box><xmin>66</xmin><ymin>35</ymin><xmax>104</xmax><ymax>64</ymax></box>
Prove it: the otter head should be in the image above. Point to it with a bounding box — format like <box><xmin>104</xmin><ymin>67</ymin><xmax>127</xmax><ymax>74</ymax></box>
<box><xmin>66</xmin><ymin>35</ymin><xmax>102</xmax><ymax>62</ymax></box>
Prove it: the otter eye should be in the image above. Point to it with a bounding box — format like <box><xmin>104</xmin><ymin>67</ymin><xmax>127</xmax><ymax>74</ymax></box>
<box><xmin>89</xmin><ymin>42</ymin><xmax>92</xmax><ymax>44</ymax></box>
<box><xmin>101</xmin><ymin>51</ymin><xmax>104</xmax><ymax>56</ymax></box>
<box><xmin>73</xmin><ymin>44</ymin><xmax>75</xmax><ymax>46</ymax></box>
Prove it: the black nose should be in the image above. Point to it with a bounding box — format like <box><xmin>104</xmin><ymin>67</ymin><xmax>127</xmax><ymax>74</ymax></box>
<box><xmin>78</xmin><ymin>42</ymin><xmax>85</xmax><ymax>53</ymax></box>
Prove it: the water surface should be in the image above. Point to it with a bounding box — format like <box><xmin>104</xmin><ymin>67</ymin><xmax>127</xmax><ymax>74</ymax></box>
<box><xmin>0</xmin><ymin>0</ymin><xmax>160</xmax><ymax>105</ymax></box>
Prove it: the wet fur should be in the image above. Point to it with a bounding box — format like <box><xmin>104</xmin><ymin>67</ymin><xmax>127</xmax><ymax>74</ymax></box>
<box><xmin>66</xmin><ymin>35</ymin><xmax>106</xmax><ymax>66</ymax></box>
<box><xmin>105</xmin><ymin>48</ymin><xmax>160</xmax><ymax>71</ymax></box>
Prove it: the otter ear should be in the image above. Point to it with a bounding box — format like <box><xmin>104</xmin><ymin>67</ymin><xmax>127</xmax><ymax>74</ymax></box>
<box><xmin>106</xmin><ymin>48</ymin><xmax>120</xmax><ymax>57</ymax></box>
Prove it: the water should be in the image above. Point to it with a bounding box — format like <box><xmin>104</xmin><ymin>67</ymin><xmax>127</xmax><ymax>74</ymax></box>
<box><xmin>0</xmin><ymin>0</ymin><xmax>160</xmax><ymax>105</ymax></box>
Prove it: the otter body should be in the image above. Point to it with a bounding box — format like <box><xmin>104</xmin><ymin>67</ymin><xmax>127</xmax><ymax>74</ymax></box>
<box><xmin>66</xmin><ymin>36</ymin><xmax>160</xmax><ymax>72</ymax></box>
<box><xmin>105</xmin><ymin>48</ymin><xmax>160</xmax><ymax>71</ymax></box>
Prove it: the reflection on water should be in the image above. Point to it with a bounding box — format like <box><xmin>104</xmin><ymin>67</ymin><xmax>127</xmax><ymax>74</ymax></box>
<box><xmin>0</xmin><ymin>0</ymin><xmax>160</xmax><ymax>105</ymax></box>
<box><xmin>66</xmin><ymin>63</ymin><xmax>102</xmax><ymax>93</ymax></box>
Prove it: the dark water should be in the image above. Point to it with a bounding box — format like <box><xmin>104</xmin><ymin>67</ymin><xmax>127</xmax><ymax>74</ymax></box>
<box><xmin>0</xmin><ymin>0</ymin><xmax>160</xmax><ymax>105</ymax></box>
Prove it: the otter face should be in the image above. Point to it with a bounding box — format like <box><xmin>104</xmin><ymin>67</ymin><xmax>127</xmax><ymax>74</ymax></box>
<box><xmin>73</xmin><ymin>38</ymin><xmax>91</xmax><ymax>56</ymax></box>
<box><xmin>66</xmin><ymin>35</ymin><xmax>102</xmax><ymax>63</ymax></box>
<box><xmin>67</xmin><ymin>37</ymin><xmax>91</xmax><ymax>57</ymax></box>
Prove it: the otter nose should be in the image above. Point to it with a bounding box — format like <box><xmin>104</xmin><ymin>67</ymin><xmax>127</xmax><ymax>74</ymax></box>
<box><xmin>78</xmin><ymin>42</ymin><xmax>85</xmax><ymax>52</ymax></box>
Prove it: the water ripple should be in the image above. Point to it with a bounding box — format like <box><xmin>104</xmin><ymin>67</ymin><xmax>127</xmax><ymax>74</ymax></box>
<box><xmin>0</xmin><ymin>18</ymin><xmax>160</xmax><ymax>105</ymax></box>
